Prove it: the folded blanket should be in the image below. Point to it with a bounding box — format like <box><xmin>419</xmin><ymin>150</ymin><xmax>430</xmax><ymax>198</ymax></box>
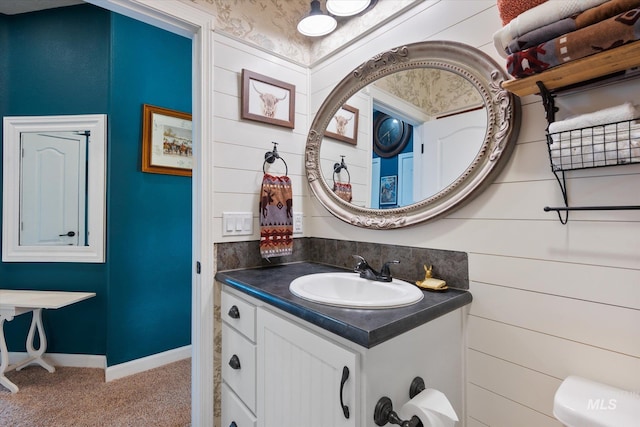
<box><xmin>507</xmin><ymin>9</ymin><xmax>640</xmax><ymax>79</ymax></box>
<box><xmin>497</xmin><ymin>0</ymin><xmax>548</xmax><ymax>26</ymax></box>
<box><xmin>506</xmin><ymin>0</ymin><xmax>640</xmax><ymax>55</ymax></box>
<box><xmin>548</xmin><ymin>102</ymin><xmax>638</xmax><ymax>134</ymax></box>
<box><xmin>494</xmin><ymin>0</ymin><xmax>609</xmax><ymax>58</ymax></box>
<box><xmin>259</xmin><ymin>173</ymin><xmax>293</xmax><ymax>260</ymax></box>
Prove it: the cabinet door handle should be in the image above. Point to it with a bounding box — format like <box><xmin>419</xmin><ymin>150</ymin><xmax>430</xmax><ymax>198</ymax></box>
<box><xmin>228</xmin><ymin>354</ymin><xmax>241</xmax><ymax>370</ymax></box>
<box><xmin>340</xmin><ymin>366</ymin><xmax>350</xmax><ymax>419</ymax></box>
<box><xmin>228</xmin><ymin>305</ymin><xmax>240</xmax><ymax>319</ymax></box>
<box><xmin>229</xmin><ymin>422</ymin><xmax>237</xmax><ymax>427</ymax></box>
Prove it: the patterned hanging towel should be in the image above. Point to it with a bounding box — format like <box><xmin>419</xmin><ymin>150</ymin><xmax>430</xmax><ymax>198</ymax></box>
<box><xmin>333</xmin><ymin>181</ymin><xmax>353</xmax><ymax>203</ymax></box>
<box><xmin>259</xmin><ymin>173</ymin><xmax>293</xmax><ymax>260</ymax></box>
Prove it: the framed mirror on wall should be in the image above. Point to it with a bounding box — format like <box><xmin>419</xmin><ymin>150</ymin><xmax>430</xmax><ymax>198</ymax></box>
<box><xmin>2</xmin><ymin>114</ymin><xmax>107</xmax><ymax>262</ymax></box>
<box><xmin>305</xmin><ymin>41</ymin><xmax>521</xmax><ymax>229</ymax></box>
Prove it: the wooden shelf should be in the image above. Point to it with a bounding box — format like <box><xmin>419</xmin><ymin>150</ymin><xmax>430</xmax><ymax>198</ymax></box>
<box><xmin>501</xmin><ymin>40</ymin><xmax>640</xmax><ymax>97</ymax></box>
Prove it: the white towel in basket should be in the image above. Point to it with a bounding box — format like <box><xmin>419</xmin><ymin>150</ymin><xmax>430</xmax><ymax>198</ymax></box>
<box><xmin>548</xmin><ymin>102</ymin><xmax>638</xmax><ymax>134</ymax></box>
<box><xmin>550</xmin><ymin>121</ymin><xmax>640</xmax><ymax>168</ymax></box>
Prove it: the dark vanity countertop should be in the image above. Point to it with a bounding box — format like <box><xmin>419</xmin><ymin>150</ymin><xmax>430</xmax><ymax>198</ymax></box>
<box><xmin>215</xmin><ymin>262</ymin><xmax>472</xmax><ymax>348</ymax></box>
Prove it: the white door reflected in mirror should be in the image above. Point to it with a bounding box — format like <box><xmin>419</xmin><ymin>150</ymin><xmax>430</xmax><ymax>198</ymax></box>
<box><xmin>320</xmin><ymin>68</ymin><xmax>487</xmax><ymax>210</ymax></box>
<box><xmin>20</xmin><ymin>131</ymin><xmax>87</xmax><ymax>247</ymax></box>
<box><xmin>2</xmin><ymin>115</ymin><xmax>107</xmax><ymax>263</ymax></box>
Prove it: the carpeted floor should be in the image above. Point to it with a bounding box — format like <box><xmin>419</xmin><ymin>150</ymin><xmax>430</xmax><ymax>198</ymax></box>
<box><xmin>0</xmin><ymin>358</ymin><xmax>191</xmax><ymax>427</ymax></box>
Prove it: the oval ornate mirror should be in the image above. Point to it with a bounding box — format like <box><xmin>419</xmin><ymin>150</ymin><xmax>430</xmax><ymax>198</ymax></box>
<box><xmin>305</xmin><ymin>41</ymin><xmax>521</xmax><ymax>229</ymax></box>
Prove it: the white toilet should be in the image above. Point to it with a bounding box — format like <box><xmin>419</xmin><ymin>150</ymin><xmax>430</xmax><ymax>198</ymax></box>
<box><xmin>553</xmin><ymin>376</ymin><xmax>640</xmax><ymax>426</ymax></box>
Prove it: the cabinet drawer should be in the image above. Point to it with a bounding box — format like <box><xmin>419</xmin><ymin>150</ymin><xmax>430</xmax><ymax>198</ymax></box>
<box><xmin>222</xmin><ymin>290</ymin><xmax>256</xmax><ymax>341</ymax></box>
<box><xmin>222</xmin><ymin>324</ymin><xmax>257</xmax><ymax>412</ymax></box>
<box><xmin>222</xmin><ymin>383</ymin><xmax>256</xmax><ymax>427</ymax></box>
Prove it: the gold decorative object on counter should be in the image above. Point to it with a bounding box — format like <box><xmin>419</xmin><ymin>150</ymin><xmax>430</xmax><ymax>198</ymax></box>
<box><xmin>416</xmin><ymin>265</ymin><xmax>448</xmax><ymax>291</ymax></box>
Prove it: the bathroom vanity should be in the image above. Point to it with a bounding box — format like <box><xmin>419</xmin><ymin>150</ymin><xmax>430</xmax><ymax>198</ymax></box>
<box><xmin>216</xmin><ymin>262</ymin><xmax>472</xmax><ymax>427</ymax></box>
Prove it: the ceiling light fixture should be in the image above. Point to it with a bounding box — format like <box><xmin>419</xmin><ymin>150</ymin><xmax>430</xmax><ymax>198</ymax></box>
<box><xmin>326</xmin><ymin>0</ymin><xmax>371</xmax><ymax>17</ymax></box>
<box><xmin>297</xmin><ymin>0</ymin><xmax>337</xmax><ymax>37</ymax></box>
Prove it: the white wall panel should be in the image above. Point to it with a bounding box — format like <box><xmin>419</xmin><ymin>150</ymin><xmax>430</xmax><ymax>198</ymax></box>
<box><xmin>214</xmin><ymin>36</ymin><xmax>308</xmax><ymax>94</ymax></box>
<box><xmin>450</xmin><ymin>176</ymin><xmax>640</xmax><ymax>222</ymax></box>
<box><xmin>213</xmin><ymin>32</ymin><xmax>310</xmax><ymax>242</ymax></box>
<box><xmin>468</xmin><ymin>384</ymin><xmax>562</xmax><ymax>427</ymax></box>
<box><xmin>467</xmin><ymin>417</ymin><xmax>489</xmax><ymax>427</ymax></box>
<box><xmin>470</xmin><ymin>253</ymin><xmax>640</xmax><ymax>309</ymax></box>
<box><xmin>469</xmin><ymin>282</ymin><xmax>640</xmax><ymax>356</ymax></box>
<box><xmin>468</xmin><ymin>316</ymin><xmax>640</xmax><ymax>393</ymax></box>
<box><xmin>468</xmin><ymin>349</ymin><xmax>561</xmax><ymax>417</ymax></box>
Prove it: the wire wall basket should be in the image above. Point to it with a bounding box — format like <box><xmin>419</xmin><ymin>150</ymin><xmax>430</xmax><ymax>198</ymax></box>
<box><xmin>546</xmin><ymin>118</ymin><xmax>640</xmax><ymax>172</ymax></box>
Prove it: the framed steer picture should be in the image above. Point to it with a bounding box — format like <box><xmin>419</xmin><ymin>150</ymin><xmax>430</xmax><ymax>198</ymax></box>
<box><xmin>325</xmin><ymin>104</ymin><xmax>359</xmax><ymax>145</ymax></box>
<box><xmin>241</xmin><ymin>69</ymin><xmax>296</xmax><ymax>129</ymax></box>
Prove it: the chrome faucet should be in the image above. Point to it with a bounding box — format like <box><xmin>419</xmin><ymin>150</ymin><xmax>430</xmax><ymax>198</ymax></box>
<box><xmin>353</xmin><ymin>255</ymin><xmax>400</xmax><ymax>282</ymax></box>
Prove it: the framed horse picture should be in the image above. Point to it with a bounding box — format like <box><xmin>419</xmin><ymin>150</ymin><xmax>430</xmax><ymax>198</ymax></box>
<box><xmin>241</xmin><ymin>69</ymin><xmax>296</xmax><ymax>129</ymax></box>
<box><xmin>141</xmin><ymin>104</ymin><xmax>193</xmax><ymax>176</ymax></box>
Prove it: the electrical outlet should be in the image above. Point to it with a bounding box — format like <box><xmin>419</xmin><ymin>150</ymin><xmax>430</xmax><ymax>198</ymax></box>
<box><xmin>293</xmin><ymin>212</ymin><xmax>303</xmax><ymax>234</ymax></box>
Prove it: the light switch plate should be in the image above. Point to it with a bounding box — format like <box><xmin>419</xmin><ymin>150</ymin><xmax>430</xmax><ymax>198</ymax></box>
<box><xmin>293</xmin><ymin>212</ymin><xmax>303</xmax><ymax>234</ymax></box>
<box><xmin>222</xmin><ymin>212</ymin><xmax>253</xmax><ymax>236</ymax></box>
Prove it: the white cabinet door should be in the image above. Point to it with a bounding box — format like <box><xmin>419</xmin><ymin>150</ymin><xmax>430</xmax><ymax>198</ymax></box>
<box><xmin>257</xmin><ymin>308</ymin><xmax>358</xmax><ymax>427</ymax></box>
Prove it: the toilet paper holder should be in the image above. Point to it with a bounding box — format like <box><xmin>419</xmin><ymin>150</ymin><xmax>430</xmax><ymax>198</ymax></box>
<box><xmin>374</xmin><ymin>377</ymin><xmax>426</xmax><ymax>426</ymax></box>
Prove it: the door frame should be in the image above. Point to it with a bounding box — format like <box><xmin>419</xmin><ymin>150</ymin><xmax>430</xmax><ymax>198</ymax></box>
<box><xmin>88</xmin><ymin>1</ymin><xmax>215</xmax><ymax>425</ymax></box>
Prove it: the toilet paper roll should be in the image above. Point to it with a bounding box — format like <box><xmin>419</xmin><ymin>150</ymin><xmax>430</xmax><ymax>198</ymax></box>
<box><xmin>398</xmin><ymin>388</ymin><xmax>459</xmax><ymax>427</ymax></box>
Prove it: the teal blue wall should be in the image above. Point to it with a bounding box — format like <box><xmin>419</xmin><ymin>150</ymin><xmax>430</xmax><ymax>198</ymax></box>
<box><xmin>0</xmin><ymin>5</ymin><xmax>192</xmax><ymax>366</ymax></box>
<box><xmin>0</xmin><ymin>14</ymin><xmax>7</xmax><ymax>117</ymax></box>
<box><xmin>107</xmin><ymin>13</ymin><xmax>192</xmax><ymax>365</ymax></box>
<box><xmin>1</xmin><ymin>5</ymin><xmax>111</xmax><ymax>356</ymax></box>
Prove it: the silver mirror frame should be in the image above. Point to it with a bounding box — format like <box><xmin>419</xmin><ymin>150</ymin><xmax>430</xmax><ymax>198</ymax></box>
<box><xmin>305</xmin><ymin>41</ymin><xmax>521</xmax><ymax>229</ymax></box>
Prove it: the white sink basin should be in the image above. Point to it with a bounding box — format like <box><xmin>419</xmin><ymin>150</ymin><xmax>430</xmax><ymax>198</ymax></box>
<box><xmin>289</xmin><ymin>272</ymin><xmax>424</xmax><ymax>309</ymax></box>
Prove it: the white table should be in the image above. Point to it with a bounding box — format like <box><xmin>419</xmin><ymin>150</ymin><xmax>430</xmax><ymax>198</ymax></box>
<box><xmin>0</xmin><ymin>289</ymin><xmax>95</xmax><ymax>393</ymax></box>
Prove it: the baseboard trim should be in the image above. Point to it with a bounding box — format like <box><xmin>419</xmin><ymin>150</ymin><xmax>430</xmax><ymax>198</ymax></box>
<box><xmin>105</xmin><ymin>345</ymin><xmax>192</xmax><ymax>382</ymax></box>
<box><xmin>8</xmin><ymin>346</ymin><xmax>191</xmax><ymax>382</ymax></box>
<box><xmin>8</xmin><ymin>352</ymin><xmax>106</xmax><ymax>369</ymax></box>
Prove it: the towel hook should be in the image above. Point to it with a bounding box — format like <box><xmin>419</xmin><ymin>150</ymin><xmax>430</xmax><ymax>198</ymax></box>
<box><xmin>333</xmin><ymin>155</ymin><xmax>351</xmax><ymax>185</ymax></box>
<box><xmin>263</xmin><ymin>142</ymin><xmax>288</xmax><ymax>176</ymax></box>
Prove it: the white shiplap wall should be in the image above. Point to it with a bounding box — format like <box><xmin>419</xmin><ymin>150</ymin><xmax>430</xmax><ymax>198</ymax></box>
<box><xmin>213</xmin><ymin>34</ymin><xmax>309</xmax><ymax>241</ymax></box>
<box><xmin>213</xmin><ymin>1</ymin><xmax>640</xmax><ymax>425</ymax></box>
<box><xmin>306</xmin><ymin>1</ymin><xmax>640</xmax><ymax>427</ymax></box>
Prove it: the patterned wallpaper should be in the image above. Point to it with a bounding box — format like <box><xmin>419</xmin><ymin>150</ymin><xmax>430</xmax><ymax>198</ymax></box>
<box><xmin>185</xmin><ymin>0</ymin><xmax>419</xmax><ymax>65</ymax></box>
<box><xmin>374</xmin><ymin>69</ymin><xmax>484</xmax><ymax>116</ymax></box>
<box><xmin>183</xmin><ymin>1</ymin><xmax>477</xmax><ymax>110</ymax></box>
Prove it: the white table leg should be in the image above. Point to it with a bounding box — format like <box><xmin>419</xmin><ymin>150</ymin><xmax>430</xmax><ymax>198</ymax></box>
<box><xmin>13</xmin><ymin>308</ymin><xmax>55</xmax><ymax>373</ymax></box>
<box><xmin>0</xmin><ymin>314</ymin><xmax>19</xmax><ymax>393</ymax></box>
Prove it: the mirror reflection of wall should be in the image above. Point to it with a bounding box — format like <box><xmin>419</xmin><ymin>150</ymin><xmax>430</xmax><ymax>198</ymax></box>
<box><xmin>321</xmin><ymin>67</ymin><xmax>486</xmax><ymax>209</ymax></box>
<box><xmin>2</xmin><ymin>114</ymin><xmax>107</xmax><ymax>263</ymax></box>
<box><xmin>371</xmin><ymin>111</ymin><xmax>413</xmax><ymax>209</ymax></box>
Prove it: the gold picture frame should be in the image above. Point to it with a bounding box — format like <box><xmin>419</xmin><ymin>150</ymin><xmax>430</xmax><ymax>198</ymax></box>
<box><xmin>241</xmin><ymin>69</ymin><xmax>295</xmax><ymax>129</ymax></box>
<box><xmin>141</xmin><ymin>104</ymin><xmax>192</xmax><ymax>177</ymax></box>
